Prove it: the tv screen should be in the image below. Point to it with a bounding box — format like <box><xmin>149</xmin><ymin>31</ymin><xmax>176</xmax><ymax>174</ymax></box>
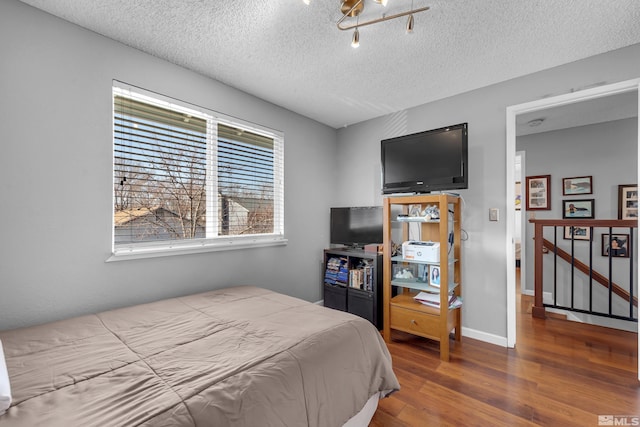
<box><xmin>381</xmin><ymin>123</ymin><xmax>468</xmax><ymax>194</ymax></box>
<box><xmin>330</xmin><ymin>206</ymin><xmax>383</xmax><ymax>247</ymax></box>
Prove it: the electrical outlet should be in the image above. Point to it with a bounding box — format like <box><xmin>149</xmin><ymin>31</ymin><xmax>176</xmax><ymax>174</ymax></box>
<box><xmin>489</xmin><ymin>208</ymin><xmax>499</xmax><ymax>221</ymax></box>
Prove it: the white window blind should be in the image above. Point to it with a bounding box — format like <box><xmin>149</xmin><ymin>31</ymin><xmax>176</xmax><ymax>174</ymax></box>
<box><xmin>112</xmin><ymin>84</ymin><xmax>285</xmax><ymax>258</ymax></box>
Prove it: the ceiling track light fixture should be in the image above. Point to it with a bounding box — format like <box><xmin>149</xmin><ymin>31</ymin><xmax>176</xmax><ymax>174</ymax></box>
<box><xmin>336</xmin><ymin>0</ymin><xmax>429</xmax><ymax>31</ymax></box>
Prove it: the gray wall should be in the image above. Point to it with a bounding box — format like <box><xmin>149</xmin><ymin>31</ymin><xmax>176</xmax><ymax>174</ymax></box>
<box><xmin>0</xmin><ymin>0</ymin><xmax>337</xmax><ymax>330</ymax></box>
<box><xmin>335</xmin><ymin>46</ymin><xmax>640</xmax><ymax>341</ymax></box>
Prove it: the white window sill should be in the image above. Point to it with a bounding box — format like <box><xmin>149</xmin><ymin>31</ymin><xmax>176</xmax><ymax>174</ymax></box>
<box><xmin>106</xmin><ymin>237</ymin><xmax>288</xmax><ymax>262</ymax></box>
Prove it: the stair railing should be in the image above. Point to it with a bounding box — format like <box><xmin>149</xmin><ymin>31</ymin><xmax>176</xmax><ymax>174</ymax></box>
<box><xmin>529</xmin><ymin>218</ymin><xmax>637</xmax><ymax>322</ymax></box>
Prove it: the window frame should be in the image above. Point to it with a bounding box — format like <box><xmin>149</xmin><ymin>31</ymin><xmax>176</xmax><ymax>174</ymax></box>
<box><xmin>109</xmin><ymin>82</ymin><xmax>286</xmax><ymax>261</ymax></box>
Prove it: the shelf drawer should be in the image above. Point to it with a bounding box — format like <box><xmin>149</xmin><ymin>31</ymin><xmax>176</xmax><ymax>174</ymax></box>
<box><xmin>390</xmin><ymin>306</ymin><xmax>441</xmax><ymax>340</ymax></box>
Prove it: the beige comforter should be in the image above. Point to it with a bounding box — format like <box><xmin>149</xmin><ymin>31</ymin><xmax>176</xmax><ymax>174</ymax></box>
<box><xmin>0</xmin><ymin>286</ymin><xmax>399</xmax><ymax>426</ymax></box>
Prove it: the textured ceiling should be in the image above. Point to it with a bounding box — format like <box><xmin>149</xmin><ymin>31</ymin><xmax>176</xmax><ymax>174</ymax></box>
<box><xmin>17</xmin><ymin>0</ymin><xmax>640</xmax><ymax>129</ymax></box>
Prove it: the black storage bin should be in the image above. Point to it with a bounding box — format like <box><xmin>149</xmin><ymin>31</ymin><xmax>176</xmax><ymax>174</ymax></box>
<box><xmin>323</xmin><ymin>283</ymin><xmax>347</xmax><ymax>311</ymax></box>
<box><xmin>347</xmin><ymin>287</ymin><xmax>377</xmax><ymax>327</ymax></box>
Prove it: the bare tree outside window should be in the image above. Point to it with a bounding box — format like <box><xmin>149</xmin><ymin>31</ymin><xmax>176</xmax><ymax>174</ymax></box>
<box><xmin>113</xmin><ymin>93</ymin><xmax>208</xmax><ymax>244</ymax></box>
<box><xmin>113</xmin><ymin>90</ymin><xmax>281</xmax><ymax>250</ymax></box>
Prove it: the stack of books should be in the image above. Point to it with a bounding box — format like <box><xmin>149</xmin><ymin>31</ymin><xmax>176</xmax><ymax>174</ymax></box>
<box><xmin>362</xmin><ymin>265</ymin><xmax>374</xmax><ymax>291</ymax></box>
<box><xmin>349</xmin><ymin>259</ymin><xmax>374</xmax><ymax>291</ymax></box>
<box><xmin>349</xmin><ymin>266</ymin><xmax>374</xmax><ymax>290</ymax></box>
<box><xmin>324</xmin><ymin>257</ymin><xmax>349</xmax><ymax>286</ymax></box>
<box><xmin>413</xmin><ymin>291</ymin><xmax>462</xmax><ymax>310</ymax></box>
<box><xmin>349</xmin><ymin>269</ymin><xmax>364</xmax><ymax>289</ymax></box>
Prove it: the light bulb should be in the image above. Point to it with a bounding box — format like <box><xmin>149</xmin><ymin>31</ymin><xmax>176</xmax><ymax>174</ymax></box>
<box><xmin>351</xmin><ymin>28</ymin><xmax>360</xmax><ymax>48</ymax></box>
<box><xmin>406</xmin><ymin>14</ymin><xmax>414</xmax><ymax>33</ymax></box>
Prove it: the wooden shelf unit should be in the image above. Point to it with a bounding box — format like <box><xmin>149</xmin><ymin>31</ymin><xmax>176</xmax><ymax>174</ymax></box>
<box><xmin>382</xmin><ymin>194</ymin><xmax>462</xmax><ymax>361</ymax></box>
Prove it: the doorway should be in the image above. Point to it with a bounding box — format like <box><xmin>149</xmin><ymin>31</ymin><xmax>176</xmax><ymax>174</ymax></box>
<box><xmin>505</xmin><ymin>79</ymin><xmax>640</xmax><ymax>367</ymax></box>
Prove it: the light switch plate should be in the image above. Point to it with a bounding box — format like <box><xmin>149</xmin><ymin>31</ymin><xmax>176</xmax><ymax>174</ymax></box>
<box><xmin>489</xmin><ymin>208</ymin><xmax>499</xmax><ymax>221</ymax></box>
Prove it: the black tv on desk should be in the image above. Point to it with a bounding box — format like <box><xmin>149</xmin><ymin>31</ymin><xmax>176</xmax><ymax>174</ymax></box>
<box><xmin>381</xmin><ymin>122</ymin><xmax>468</xmax><ymax>194</ymax></box>
<box><xmin>330</xmin><ymin>206</ymin><xmax>383</xmax><ymax>248</ymax></box>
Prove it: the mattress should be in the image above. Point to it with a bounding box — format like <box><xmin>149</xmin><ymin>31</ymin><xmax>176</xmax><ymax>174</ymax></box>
<box><xmin>0</xmin><ymin>286</ymin><xmax>399</xmax><ymax>426</ymax></box>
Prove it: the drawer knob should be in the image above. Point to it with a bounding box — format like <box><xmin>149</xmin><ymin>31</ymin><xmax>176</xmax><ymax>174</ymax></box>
<box><xmin>411</xmin><ymin>319</ymin><xmax>416</xmax><ymax>324</ymax></box>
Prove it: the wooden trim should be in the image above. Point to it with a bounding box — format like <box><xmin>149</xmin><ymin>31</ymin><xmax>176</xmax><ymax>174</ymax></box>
<box><xmin>529</xmin><ymin>218</ymin><xmax>637</xmax><ymax>228</ymax></box>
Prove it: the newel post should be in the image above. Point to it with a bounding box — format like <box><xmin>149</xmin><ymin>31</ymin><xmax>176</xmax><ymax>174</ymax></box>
<box><xmin>531</xmin><ymin>220</ymin><xmax>546</xmax><ymax>318</ymax></box>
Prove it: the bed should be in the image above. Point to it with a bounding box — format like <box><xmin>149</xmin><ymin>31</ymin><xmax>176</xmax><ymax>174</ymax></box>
<box><xmin>0</xmin><ymin>286</ymin><xmax>399</xmax><ymax>427</ymax></box>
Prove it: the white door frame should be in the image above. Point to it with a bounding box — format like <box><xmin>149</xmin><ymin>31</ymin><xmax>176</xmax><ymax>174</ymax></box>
<box><xmin>505</xmin><ymin>79</ymin><xmax>640</xmax><ymax>360</ymax></box>
<box><xmin>516</xmin><ymin>150</ymin><xmax>526</xmax><ymax>295</ymax></box>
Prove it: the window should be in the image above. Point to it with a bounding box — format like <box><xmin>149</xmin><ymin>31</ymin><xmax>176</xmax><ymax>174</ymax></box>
<box><xmin>112</xmin><ymin>83</ymin><xmax>284</xmax><ymax>258</ymax></box>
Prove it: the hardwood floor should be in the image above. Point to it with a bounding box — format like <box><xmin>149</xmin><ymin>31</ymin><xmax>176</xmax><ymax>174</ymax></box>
<box><xmin>370</xmin><ymin>285</ymin><xmax>640</xmax><ymax>426</ymax></box>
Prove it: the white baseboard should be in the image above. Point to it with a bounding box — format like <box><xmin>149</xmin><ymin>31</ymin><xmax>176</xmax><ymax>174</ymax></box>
<box><xmin>461</xmin><ymin>327</ymin><xmax>508</xmax><ymax>348</ymax></box>
<box><xmin>546</xmin><ymin>307</ymin><xmax>582</xmax><ymax>322</ymax></box>
<box><xmin>314</xmin><ymin>299</ymin><xmax>324</xmax><ymax>306</ymax></box>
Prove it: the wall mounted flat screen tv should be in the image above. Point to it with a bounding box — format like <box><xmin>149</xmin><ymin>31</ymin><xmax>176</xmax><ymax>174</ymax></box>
<box><xmin>330</xmin><ymin>206</ymin><xmax>383</xmax><ymax>247</ymax></box>
<box><xmin>381</xmin><ymin>123</ymin><xmax>468</xmax><ymax>194</ymax></box>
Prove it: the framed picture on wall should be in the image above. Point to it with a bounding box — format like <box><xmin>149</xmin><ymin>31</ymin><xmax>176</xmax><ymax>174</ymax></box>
<box><xmin>618</xmin><ymin>184</ymin><xmax>638</xmax><ymax>220</ymax></box>
<box><xmin>515</xmin><ymin>181</ymin><xmax>522</xmax><ymax>210</ymax></box>
<box><xmin>562</xmin><ymin>199</ymin><xmax>594</xmax><ymax>219</ymax></box>
<box><xmin>563</xmin><ymin>226</ymin><xmax>591</xmax><ymax>241</ymax></box>
<box><xmin>562</xmin><ymin>176</ymin><xmax>592</xmax><ymax>195</ymax></box>
<box><xmin>525</xmin><ymin>175</ymin><xmax>551</xmax><ymax>210</ymax></box>
<box><xmin>601</xmin><ymin>233</ymin><xmax>629</xmax><ymax>258</ymax></box>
